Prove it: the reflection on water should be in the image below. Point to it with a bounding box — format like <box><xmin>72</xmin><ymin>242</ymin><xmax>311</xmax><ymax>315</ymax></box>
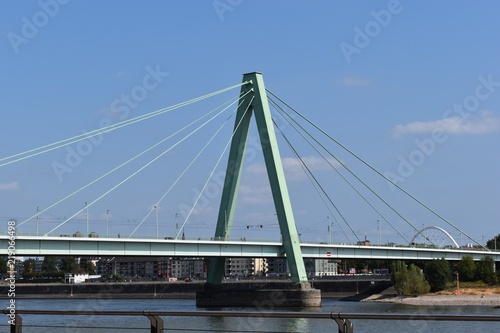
<box><xmin>1</xmin><ymin>298</ymin><xmax>498</xmax><ymax>333</ymax></box>
<box><xmin>283</xmin><ymin>317</ymin><xmax>310</xmax><ymax>332</ymax></box>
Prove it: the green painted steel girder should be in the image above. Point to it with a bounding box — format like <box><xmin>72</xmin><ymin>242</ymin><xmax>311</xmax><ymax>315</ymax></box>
<box><xmin>2</xmin><ymin>236</ymin><xmax>500</xmax><ymax>262</ymax></box>
<box><xmin>207</xmin><ymin>72</ymin><xmax>309</xmax><ymax>286</ymax></box>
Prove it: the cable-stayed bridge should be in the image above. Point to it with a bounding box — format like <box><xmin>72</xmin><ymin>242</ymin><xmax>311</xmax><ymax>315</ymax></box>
<box><xmin>1</xmin><ymin>235</ymin><xmax>498</xmax><ymax>262</ymax></box>
<box><xmin>2</xmin><ymin>72</ymin><xmax>498</xmax><ymax>287</ymax></box>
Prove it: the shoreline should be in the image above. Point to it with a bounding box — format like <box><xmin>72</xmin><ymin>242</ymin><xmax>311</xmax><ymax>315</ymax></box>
<box><xmin>11</xmin><ymin>293</ymin><xmax>500</xmax><ymax>307</ymax></box>
<box><xmin>2</xmin><ymin>291</ymin><xmax>349</xmax><ymax>300</ymax></box>
<box><xmin>364</xmin><ymin>293</ymin><xmax>500</xmax><ymax>307</ymax></box>
<box><xmin>0</xmin><ymin>281</ymin><xmax>359</xmax><ymax>300</ymax></box>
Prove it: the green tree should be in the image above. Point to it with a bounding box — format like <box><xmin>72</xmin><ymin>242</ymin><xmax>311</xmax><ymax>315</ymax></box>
<box><xmin>486</xmin><ymin>234</ymin><xmax>500</xmax><ymax>250</ymax></box>
<box><xmin>0</xmin><ymin>257</ymin><xmax>7</xmax><ymax>276</ymax></box>
<box><xmin>41</xmin><ymin>256</ymin><xmax>58</xmax><ymax>274</ymax></box>
<box><xmin>456</xmin><ymin>256</ymin><xmax>476</xmax><ymax>282</ymax></box>
<box><xmin>407</xmin><ymin>264</ymin><xmax>430</xmax><ymax>295</ymax></box>
<box><xmin>78</xmin><ymin>257</ymin><xmax>97</xmax><ymax>274</ymax></box>
<box><xmin>86</xmin><ymin>261</ymin><xmax>96</xmax><ymax>275</ymax></box>
<box><xmin>390</xmin><ymin>261</ymin><xmax>430</xmax><ymax>296</ymax></box>
<box><xmin>366</xmin><ymin>260</ymin><xmax>389</xmax><ymax>271</ymax></box>
<box><xmin>391</xmin><ymin>261</ymin><xmax>409</xmax><ymax>295</ymax></box>
<box><xmin>476</xmin><ymin>256</ymin><xmax>498</xmax><ymax>285</ymax></box>
<box><xmin>109</xmin><ymin>274</ymin><xmax>124</xmax><ymax>282</ymax></box>
<box><xmin>59</xmin><ymin>257</ymin><xmax>80</xmax><ymax>273</ymax></box>
<box><xmin>424</xmin><ymin>258</ymin><xmax>452</xmax><ymax>292</ymax></box>
<box><xmin>23</xmin><ymin>259</ymin><xmax>37</xmax><ymax>278</ymax></box>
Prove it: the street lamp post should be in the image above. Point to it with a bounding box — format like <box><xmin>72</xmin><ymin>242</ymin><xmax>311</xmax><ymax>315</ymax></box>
<box><xmin>327</xmin><ymin>224</ymin><xmax>330</xmax><ymax>244</ymax></box>
<box><xmin>377</xmin><ymin>220</ymin><xmax>381</xmax><ymax>246</ymax></box>
<box><xmin>175</xmin><ymin>213</ymin><xmax>178</xmax><ymax>238</ymax></box>
<box><xmin>155</xmin><ymin>205</ymin><xmax>158</xmax><ymax>239</ymax></box>
<box><xmin>327</xmin><ymin>216</ymin><xmax>333</xmax><ymax>244</ymax></box>
<box><xmin>36</xmin><ymin>206</ymin><xmax>39</xmax><ymax>236</ymax></box>
<box><xmin>85</xmin><ymin>202</ymin><xmax>89</xmax><ymax>237</ymax></box>
<box><xmin>106</xmin><ymin>210</ymin><xmax>110</xmax><ymax>238</ymax></box>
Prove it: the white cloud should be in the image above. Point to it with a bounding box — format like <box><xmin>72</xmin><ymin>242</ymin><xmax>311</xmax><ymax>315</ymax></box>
<box><xmin>337</xmin><ymin>77</ymin><xmax>371</xmax><ymax>86</ymax></box>
<box><xmin>393</xmin><ymin>111</ymin><xmax>500</xmax><ymax>137</ymax></box>
<box><xmin>246</xmin><ymin>156</ymin><xmax>341</xmax><ymax>182</ymax></box>
<box><xmin>240</xmin><ymin>156</ymin><xmax>340</xmax><ymax>204</ymax></box>
<box><xmin>282</xmin><ymin>156</ymin><xmax>341</xmax><ymax>182</ymax></box>
<box><xmin>239</xmin><ymin>185</ymin><xmax>271</xmax><ymax>205</ymax></box>
<box><xmin>116</xmin><ymin>70</ymin><xmax>127</xmax><ymax>78</ymax></box>
<box><xmin>246</xmin><ymin>163</ymin><xmax>267</xmax><ymax>176</ymax></box>
<box><xmin>240</xmin><ymin>156</ymin><xmax>341</xmax><ymax>205</ymax></box>
<box><xmin>0</xmin><ymin>181</ymin><xmax>20</xmax><ymax>191</ymax></box>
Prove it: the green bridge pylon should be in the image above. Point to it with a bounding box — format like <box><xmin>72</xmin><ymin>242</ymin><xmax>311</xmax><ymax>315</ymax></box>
<box><xmin>207</xmin><ymin>72</ymin><xmax>309</xmax><ymax>288</ymax></box>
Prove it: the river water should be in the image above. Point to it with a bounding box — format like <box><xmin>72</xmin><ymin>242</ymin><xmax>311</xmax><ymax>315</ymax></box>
<box><xmin>2</xmin><ymin>298</ymin><xmax>499</xmax><ymax>332</ymax></box>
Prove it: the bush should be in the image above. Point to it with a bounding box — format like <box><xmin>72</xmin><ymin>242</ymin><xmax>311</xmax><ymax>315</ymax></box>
<box><xmin>407</xmin><ymin>264</ymin><xmax>430</xmax><ymax>295</ymax></box>
<box><xmin>391</xmin><ymin>261</ymin><xmax>429</xmax><ymax>295</ymax></box>
<box><xmin>391</xmin><ymin>261</ymin><xmax>409</xmax><ymax>295</ymax></box>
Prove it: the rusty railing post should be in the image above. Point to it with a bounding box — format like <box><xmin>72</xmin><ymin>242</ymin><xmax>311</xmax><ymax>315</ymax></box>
<box><xmin>10</xmin><ymin>314</ymin><xmax>22</xmax><ymax>333</ymax></box>
<box><xmin>143</xmin><ymin>311</ymin><xmax>164</xmax><ymax>333</ymax></box>
<box><xmin>332</xmin><ymin>313</ymin><xmax>353</xmax><ymax>333</ymax></box>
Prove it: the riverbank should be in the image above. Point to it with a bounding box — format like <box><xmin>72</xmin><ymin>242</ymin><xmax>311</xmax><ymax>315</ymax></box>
<box><xmin>0</xmin><ymin>279</ymin><xmax>387</xmax><ymax>299</ymax></box>
<box><xmin>364</xmin><ymin>287</ymin><xmax>500</xmax><ymax>307</ymax></box>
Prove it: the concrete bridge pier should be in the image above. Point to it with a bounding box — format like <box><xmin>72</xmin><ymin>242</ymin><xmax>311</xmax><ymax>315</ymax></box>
<box><xmin>196</xmin><ymin>281</ymin><xmax>321</xmax><ymax>308</ymax></box>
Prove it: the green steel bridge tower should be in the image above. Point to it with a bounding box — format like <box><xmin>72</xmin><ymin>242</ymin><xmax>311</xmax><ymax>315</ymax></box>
<box><xmin>207</xmin><ymin>72</ymin><xmax>310</xmax><ymax>289</ymax></box>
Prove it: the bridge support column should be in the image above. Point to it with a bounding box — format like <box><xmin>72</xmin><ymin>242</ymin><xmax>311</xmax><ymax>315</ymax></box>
<box><xmin>200</xmin><ymin>72</ymin><xmax>319</xmax><ymax>307</ymax></box>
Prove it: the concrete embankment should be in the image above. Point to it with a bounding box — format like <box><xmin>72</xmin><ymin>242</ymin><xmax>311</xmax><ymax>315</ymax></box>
<box><xmin>0</xmin><ymin>279</ymin><xmax>390</xmax><ymax>299</ymax></box>
<box><xmin>1</xmin><ymin>281</ymin><xmax>201</xmax><ymax>299</ymax></box>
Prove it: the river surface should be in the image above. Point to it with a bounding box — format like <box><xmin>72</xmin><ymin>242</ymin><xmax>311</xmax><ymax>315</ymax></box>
<box><xmin>2</xmin><ymin>298</ymin><xmax>499</xmax><ymax>332</ymax></box>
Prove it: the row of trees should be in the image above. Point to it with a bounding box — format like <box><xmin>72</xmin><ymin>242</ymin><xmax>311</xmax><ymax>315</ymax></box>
<box><xmin>0</xmin><ymin>256</ymin><xmax>96</xmax><ymax>279</ymax></box>
<box><xmin>456</xmin><ymin>255</ymin><xmax>497</xmax><ymax>285</ymax></box>
<box><xmin>391</xmin><ymin>259</ymin><xmax>451</xmax><ymax>295</ymax></box>
<box><xmin>391</xmin><ymin>256</ymin><xmax>499</xmax><ymax>296</ymax></box>
<box><xmin>486</xmin><ymin>233</ymin><xmax>500</xmax><ymax>250</ymax></box>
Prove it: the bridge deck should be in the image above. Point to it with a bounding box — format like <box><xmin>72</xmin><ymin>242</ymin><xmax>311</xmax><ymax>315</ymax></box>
<box><xmin>2</xmin><ymin>236</ymin><xmax>499</xmax><ymax>261</ymax></box>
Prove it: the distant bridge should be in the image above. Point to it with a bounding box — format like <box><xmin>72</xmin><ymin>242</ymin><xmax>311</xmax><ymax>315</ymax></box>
<box><xmin>410</xmin><ymin>226</ymin><xmax>460</xmax><ymax>248</ymax></box>
<box><xmin>2</xmin><ymin>235</ymin><xmax>499</xmax><ymax>261</ymax></box>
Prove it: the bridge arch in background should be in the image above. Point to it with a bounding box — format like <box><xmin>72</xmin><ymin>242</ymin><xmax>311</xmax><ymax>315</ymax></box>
<box><xmin>410</xmin><ymin>226</ymin><xmax>460</xmax><ymax>248</ymax></box>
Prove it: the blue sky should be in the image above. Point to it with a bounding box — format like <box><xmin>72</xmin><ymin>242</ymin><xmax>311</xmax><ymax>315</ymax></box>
<box><xmin>1</xmin><ymin>1</ymin><xmax>499</xmax><ymax>246</ymax></box>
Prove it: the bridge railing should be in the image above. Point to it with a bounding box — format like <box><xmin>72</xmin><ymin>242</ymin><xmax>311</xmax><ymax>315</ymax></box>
<box><xmin>3</xmin><ymin>309</ymin><xmax>500</xmax><ymax>333</ymax></box>
<box><xmin>7</xmin><ymin>232</ymin><xmax>499</xmax><ymax>253</ymax></box>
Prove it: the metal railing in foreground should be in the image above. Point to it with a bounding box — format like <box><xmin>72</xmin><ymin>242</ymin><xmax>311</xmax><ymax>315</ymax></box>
<box><xmin>3</xmin><ymin>309</ymin><xmax>500</xmax><ymax>333</ymax></box>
